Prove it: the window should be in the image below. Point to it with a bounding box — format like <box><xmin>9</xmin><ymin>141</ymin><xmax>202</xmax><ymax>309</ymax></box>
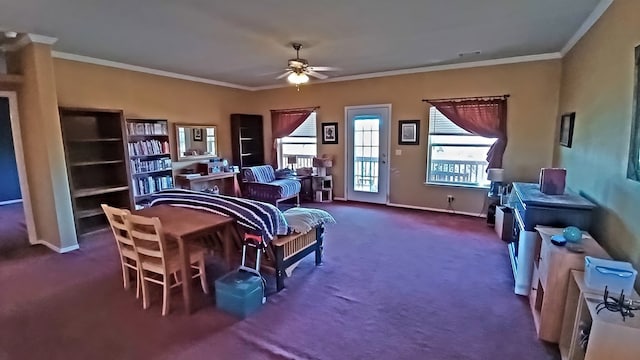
<box><xmin>426</xmin><ymin>107</ymin><xmax>496</xmax><ymax>187</ymax></box>
<box><xmin>206</xmin><ymin>127</ymin><xmax>217</xmax><ymax>155</ymax></box>
<box><xmin>277</xmin><ymin>112</ymin><xmax>317</xmax><ymax>169</ymax></box>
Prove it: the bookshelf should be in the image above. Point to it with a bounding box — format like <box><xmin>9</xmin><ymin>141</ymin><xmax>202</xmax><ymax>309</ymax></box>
<box><xmin>59</xmin><ymin>107</ymin><xmax>131</xmax><ymax>236</ymax></box>
<box><xmin>231</xmin><ymin>114</ymin><xmax>264</xmax><ymax>168</ymax></box>
<box><xmin>125</xmin><ymin>119</ymin><xmax>174</xmax><ymax>209</ymax></box>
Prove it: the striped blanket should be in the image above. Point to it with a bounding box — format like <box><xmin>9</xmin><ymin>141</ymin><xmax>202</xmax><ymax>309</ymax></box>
<box><xmin>148</xmin><ymin>189</ymin><xmax>288</xmax><ymax>243</ymax></box>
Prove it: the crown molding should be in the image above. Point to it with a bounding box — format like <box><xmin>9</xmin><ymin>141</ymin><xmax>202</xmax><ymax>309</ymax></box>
<box><xmin>3</xmin><ymin>33</ymin><xmax>58</xmax><ymax>52</ymax></box>
<box><xmin>51</xmin><ymin>51</ymin><xmax>254</xmax><ymax>91</ymax></box>
<box><xmin>560</xmin><ymin>0</ymin><xmax>613</xmax><ymax>56</ymax></box>
<box><xmin>252</xmin><ymin>52</ymin><xmax>563</xmax><ymax>91</ymax></box>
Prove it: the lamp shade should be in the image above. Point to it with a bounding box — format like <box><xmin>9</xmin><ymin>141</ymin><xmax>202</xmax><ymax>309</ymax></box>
<box><xmin>487</xmin><ymin>168</ymin><xmax>504</xmax><ymax>182</ymax></box>
<box><xmin>287</xmin><ymin>72</ymin><xmax>309</xmax><ymax>84</ymax></box>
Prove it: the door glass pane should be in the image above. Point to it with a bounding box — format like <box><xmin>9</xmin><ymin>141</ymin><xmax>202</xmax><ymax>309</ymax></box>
<box><xmin>353</xmin><ymin>117</ymin><xmax>380</xmax><ymax>192</ymax></box>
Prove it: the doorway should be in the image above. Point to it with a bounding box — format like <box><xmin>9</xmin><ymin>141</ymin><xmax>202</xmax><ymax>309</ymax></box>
<box><xmin>345</xmin><ymin>105</ymin><xmax>391</xmax><ymax>204</ymax></box>
<box><xmin>0</xmin><ymin>91</ymin><xmax>36</xmax><ymax>254</ymax></box>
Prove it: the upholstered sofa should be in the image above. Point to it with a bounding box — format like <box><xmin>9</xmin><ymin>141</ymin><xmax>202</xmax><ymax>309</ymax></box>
<box><xmin>242</xmin><ymin>165</ymin><xmax>301</xmax><ymax>206</ymax></box>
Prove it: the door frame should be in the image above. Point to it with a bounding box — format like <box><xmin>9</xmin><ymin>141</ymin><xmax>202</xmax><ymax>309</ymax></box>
<box><xmin>0</xmin><ymin>91</ymin><xmax>37</xmax><ymax>244</ymax></box>
<box><xmin>343</xmin><ymin>104</ymin><xmax>392</xmax><ymax>203</ymax></box>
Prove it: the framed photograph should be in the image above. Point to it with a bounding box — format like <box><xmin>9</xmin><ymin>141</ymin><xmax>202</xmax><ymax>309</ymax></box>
<box><xmin>322</xmin><ymin>122</ymin><xmax>338</xmax><ymax>144</ymax></box>
<box><xmin>559</xmin><ymin>112</ymin><xmax>575</xmax><ymax>147</ymax></box>
<box><xmin>193</xmin><ymin>128</ymin><xmax>203</xmax><ymax>142</ymax></box>
<box><xmin>398</xmin><ymin>120</ymin><xmax>420</xmax><ymax>145</ymax></box>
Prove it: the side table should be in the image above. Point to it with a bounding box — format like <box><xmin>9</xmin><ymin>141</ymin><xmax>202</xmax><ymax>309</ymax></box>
<box><xmin>294</xmin><ymin>175</ymin><xmax>313</xmax><ymax>202</ymax></box>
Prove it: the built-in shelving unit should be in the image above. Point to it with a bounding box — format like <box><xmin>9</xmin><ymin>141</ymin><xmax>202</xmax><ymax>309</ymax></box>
<box><xmin>59</xmin><ymin>107</ymin><xmax>131</xmax><ymax>237</ymax></box>
<box><xmin>560</xmin><ymin>271</ymin><xmax>640</xmax><ymax>360</ymax></box>
<box><xmin>231</xmin><ymin>114</ymin><xmax>264</xmax><ymax>168</ymax></box>
<box><xmin>125</xmin><ymin>119</ymin><xmax>173</xmax><ymax>209</ymax></box>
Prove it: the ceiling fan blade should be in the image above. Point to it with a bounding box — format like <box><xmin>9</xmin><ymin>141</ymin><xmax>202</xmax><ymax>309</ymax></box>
<box><xmin>307</xmin><ymin>70</ymin><xmax>328</xmax><ymax>80</ymax></box>
<box><xmin>308</xmin><ymin>66</ymin><xmax>340</xmax><ymax>71</ymax></box>
<box><xmin>275</xmin><ymin>70</ymin><xmax>293</xmax><ymax>79</ymax></box>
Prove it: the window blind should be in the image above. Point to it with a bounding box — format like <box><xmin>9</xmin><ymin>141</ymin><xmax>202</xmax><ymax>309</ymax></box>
<box><xmin>428</xmin><ymin>107</ymin><xmax>471</xmax><ymax>135</ymax></box>
<box><xmin>288</xmin><ymin>112</ymin><xmax>317</xmax><ymax>137</ymax></box>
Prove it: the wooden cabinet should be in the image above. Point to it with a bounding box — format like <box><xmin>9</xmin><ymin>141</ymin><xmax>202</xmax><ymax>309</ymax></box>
<box><xmin>230</xmin><ymin>114</ymin><xmax>264</xmax><ymax>168</ymax></box>
<box><xmin>560</xmin><ymin>271</ymin><xmax>640</xmax><ymax>360</ymax></box>
<box><xmin>529</xmin><ymin>227</ymin><xmax>608</xmax><ymax>343</ymax></box>
<box><xmin>59</xmin><ymin>107</ymin><xmax>131</xmax><ymax>236</ymax></box>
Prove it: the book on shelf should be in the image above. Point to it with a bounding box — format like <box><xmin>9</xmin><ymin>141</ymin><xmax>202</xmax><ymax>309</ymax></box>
<box><xmin>127</xmin><ymin>122</ymin><xmax>168</xmax><ymax>136</ymax></box>
<box><xmin>130</xmin><ymin>158</ymin><xmax>172</xmax><ymax>174</ymax></box>
<box><xmin>128</xmin><ymin>140</ymin><xmax>170</xmax><ymax>156</ymax></box>
<box><xmin>134</xmin><ymin>175</ymin><xmax>174</xmax><ymax>196</ymax></box>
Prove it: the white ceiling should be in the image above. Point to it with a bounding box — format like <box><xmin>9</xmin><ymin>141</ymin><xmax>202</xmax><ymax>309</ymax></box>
<box><xmin>0</xmin><ymin>0</ymin><xmax>603</xmax><ymax>88</ymax></box>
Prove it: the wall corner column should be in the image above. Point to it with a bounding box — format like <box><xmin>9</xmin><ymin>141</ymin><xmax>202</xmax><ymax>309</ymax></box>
<box><xmin>9</xmin><ymin>41</ymin><xmax>78</xmax><ymax>251</ymax></box>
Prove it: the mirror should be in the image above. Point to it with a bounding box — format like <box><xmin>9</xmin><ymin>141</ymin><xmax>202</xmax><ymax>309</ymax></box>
<box><xmin>628</xmin><ymin>45</ymin><xmax>640</xmax><ymax>181</ymax></box>
<box><xmin>176</xmin><ymin>124</ymin><xmax>218</xmax><ymax>161</ymax></box>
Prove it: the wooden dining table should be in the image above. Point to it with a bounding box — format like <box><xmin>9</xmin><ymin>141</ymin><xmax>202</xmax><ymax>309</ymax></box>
<box><xmin>133</xmin><ymin>204</ymin><xmax>236</xmax><ymax>314</ymax></box>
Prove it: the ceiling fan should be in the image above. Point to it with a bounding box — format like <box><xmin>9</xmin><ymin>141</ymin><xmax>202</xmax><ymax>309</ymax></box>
<box><xmin>276</xmin><ymin>43</ymin><xmax>338</xmax><ymax>85</ymax></box>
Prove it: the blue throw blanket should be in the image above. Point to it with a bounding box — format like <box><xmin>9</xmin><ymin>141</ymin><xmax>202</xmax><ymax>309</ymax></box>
<box><xmin>149</xmin><ymin>189</ymin><xmax>288</xmax><ymax>243</ymax></box>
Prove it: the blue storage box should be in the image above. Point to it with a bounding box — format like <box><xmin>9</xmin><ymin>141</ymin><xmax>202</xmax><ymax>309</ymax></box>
<box><xmin>585</xmin><ymin>256</ymin><xmax>638</xmax><ymax>295</ymax></box>
<box><xmin>215</xmin><ymin>271</ymin><xmax>264</xmax><ymax>318</ymax></box>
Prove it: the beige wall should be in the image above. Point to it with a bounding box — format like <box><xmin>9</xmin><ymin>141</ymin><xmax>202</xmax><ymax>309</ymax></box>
<box><xmin>53</xmin><ymin>59</ymin><xmax>250</xmax><ymax>171</ymax></box>
<box><xmin>556</xmin><ymin>0</ymin><xmax>640</xmax><ymax>280</ymax></box>
<box><xmin>250</xmin><ymin>60</ymin><xmax>562</xmax><ymax>213</ymax></box>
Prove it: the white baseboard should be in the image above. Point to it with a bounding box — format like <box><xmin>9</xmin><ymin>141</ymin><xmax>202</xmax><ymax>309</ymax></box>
<box><xmin>386</xmin><ymin>202</ymin><xmax>486</xmax><ymax>218</ymax></box>
<box><xmin>34</xmin><ymin>240</ymin><xmax>80</xmax><ymax>253</ymax></box>
<box><xmin>333</xmin><ymin>197</ymin><xmax>347</xmax><ymax>201</ymax></box>
<box><xmin>0</xmin><ymin>199</ymin><xmax>22</xmax><ymax>206</ymax></box>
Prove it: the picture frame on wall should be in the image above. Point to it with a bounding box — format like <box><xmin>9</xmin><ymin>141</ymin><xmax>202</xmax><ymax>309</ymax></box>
<box><xmin>193</xmin><ymin>128</ymin><xmax>203</xmax><ymax>141</ymax></box>
<box><xmin>559</xmin><ymin>112</ymin><xmax>575</xmax><ymax>147</ymax></box>
<box><xmin>322</xmin><ymin>122</ymin><xmax>338</xmax><ymax>144</ymax></box>
<box><xmin>398</xmin><ymin>120</ymin><xmax>420</xmax><ymax>145</ymax></box>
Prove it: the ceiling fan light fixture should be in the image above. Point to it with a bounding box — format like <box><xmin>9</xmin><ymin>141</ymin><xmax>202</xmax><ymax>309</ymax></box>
<box><xmin>287</xmin><ymin>72</ymin><xmax>309</xmax><ymax>85</ymax></box>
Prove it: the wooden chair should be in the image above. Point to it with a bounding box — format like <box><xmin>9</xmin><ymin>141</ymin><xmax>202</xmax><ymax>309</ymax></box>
<box><xmin>101</xmin><ymin>204</ymin><xmax>140</xmax><ymax>298</ymax></box>
<box><xmin>124</xmin><ymin>214</ymin><xmax>209</xmax><ymax>316</ymax></box>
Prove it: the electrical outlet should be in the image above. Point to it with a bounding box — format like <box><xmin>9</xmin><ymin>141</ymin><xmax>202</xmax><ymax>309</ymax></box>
<box><xmin>447</xmin><ymin>195</ymin><xmax>455</xmax><ymax>203</ymax></box>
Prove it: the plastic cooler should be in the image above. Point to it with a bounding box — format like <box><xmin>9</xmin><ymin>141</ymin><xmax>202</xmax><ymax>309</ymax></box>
<box><xmin>215</xmin><ymin>270</ymin><xmax>264</xmax><ymax>318</ymax></box>
<box><xmin>584</xmin><ymin>256</ymin><xmax>638</xmax><ymax>295</ymax></box>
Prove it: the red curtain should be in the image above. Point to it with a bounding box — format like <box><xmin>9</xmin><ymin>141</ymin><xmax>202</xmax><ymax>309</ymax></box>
<box><xmin>270</xmin><ymin>108</ymin><xmax>316</xmax><ymax>167</ymax></box>
<box><xmin>429</xmin><ymin>99</ymin><xmax>508</xmax><ymax>169</ymax></box>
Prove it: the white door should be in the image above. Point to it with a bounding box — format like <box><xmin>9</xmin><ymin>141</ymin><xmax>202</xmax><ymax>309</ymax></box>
<box><xmin>346</xmin><ymin>105</ymin><xmax>390</xmax><ymax>204</ymax></box>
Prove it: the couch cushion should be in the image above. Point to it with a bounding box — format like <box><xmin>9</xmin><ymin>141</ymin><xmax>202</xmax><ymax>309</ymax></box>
<box><xmin>270</xmin><ymin>179</ymin><xmax>302</xmax><ymax>198</ymax></box>
<box><xmin>243</xmin><ymin>165</ymin><xmax>276</xmax><ymax>183</ymax></box>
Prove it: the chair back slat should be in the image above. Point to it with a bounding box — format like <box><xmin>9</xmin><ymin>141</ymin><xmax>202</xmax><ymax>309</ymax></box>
<box><xmin>125</xmin><ymin>214</ymin><xmax>169</xmax><ymax>267</ymax></box>
<box><xmin>101</xmin><ymin>204</ymin><xmax>134</xmax><ymax>250</ymax></box>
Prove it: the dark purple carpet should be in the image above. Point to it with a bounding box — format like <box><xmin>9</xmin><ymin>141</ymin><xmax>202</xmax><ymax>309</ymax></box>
<box><xmin>0</xmin><ymin>202</ymin><xmax>29</xmax><ymax>256</ymax></box>
<box><xmin>0</xmin><ymin>203</ymin><xmax>558</xmax><ymax>360</ymax></box>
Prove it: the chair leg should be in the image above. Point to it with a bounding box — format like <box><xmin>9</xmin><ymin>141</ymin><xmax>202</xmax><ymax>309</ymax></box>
<box><xmin>141</xmin><ymin>271</ymin><xmax>150</xmax><ymax>310</ymax></box>
<box><xmin>198</xmin><ymin>257</ymin><xmax>209</xmax><ymax>294</ymax></box>
<box><xmin>162</xmin><ymin>277</ymin><xmax>171</xmax><ymax>316</ymax></box>
<box><xmin>135</xmin><ymin>268</ymin><xmax>141</xmax><ymax>299</ymax></box>
<box><xmin>121</xmin><ymin>260</ymin><xmax>130</xmax><ymax>290</ymax></box>
<box><xmin>295</xmin><ymin>194</ymin><xmax>300</xmax><ymax>207</ymax></box>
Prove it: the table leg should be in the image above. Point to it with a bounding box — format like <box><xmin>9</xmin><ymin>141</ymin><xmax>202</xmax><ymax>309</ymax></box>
<box><xmin>223</xmin><ymin>225</ymin><xmax>236</xmax><ymax>271</ymax></box>
<box><xmin>178</xmin><ymin>237</ymin><xmax>193</xmax><ymax>314</ymax></box>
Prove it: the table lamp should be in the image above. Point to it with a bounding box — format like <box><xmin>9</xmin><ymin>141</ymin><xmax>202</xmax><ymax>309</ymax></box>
<box><xmin>487</xmin><ymin>168</ymin><xmax>504</xmax><ymax>197</ymax></box>
<box><xmin>287</xmin><ymin>155</ymin><xmax>297</xmax><ymax>170</ymax></box>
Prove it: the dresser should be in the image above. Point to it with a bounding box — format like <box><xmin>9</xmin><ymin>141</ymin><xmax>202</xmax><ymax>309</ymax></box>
<box><xmin>509</xmin><ymin>182</ymin><xmax>596</xmax><ymax>295</ymax></box>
